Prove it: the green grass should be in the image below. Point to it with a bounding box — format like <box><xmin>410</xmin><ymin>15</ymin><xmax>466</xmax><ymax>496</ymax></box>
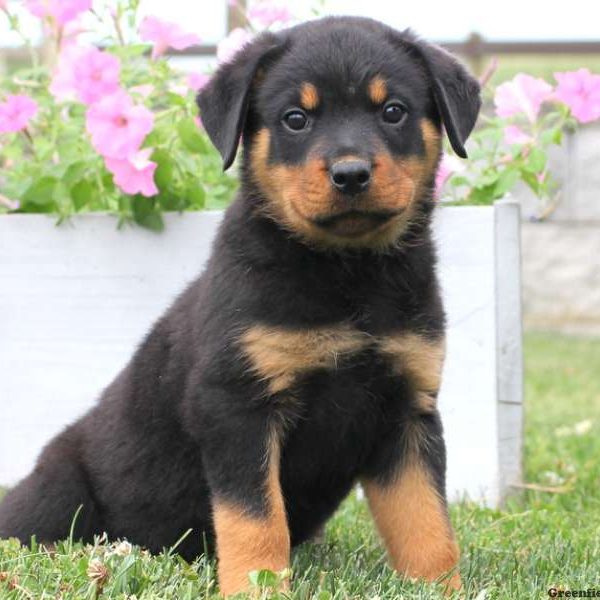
<box><xmin>1</xmin><ymin>332</ymin><xmax>599</xmax><ymax>599</ymax></box>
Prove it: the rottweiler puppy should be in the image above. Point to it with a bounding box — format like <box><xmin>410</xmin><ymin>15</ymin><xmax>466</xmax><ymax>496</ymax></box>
<box><xmin>0</xmin><ymin>15</ymin><xmax>480</xmax><ymax>596</ymax></box>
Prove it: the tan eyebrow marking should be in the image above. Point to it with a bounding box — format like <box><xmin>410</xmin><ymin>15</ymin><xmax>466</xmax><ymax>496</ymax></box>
<box><xmin>300</xmin><ymin>82</ymin><xmax>319</xmax><ymax>110</ymax></box>
<box><xmin>368</xmin><ymin>76</ymin><xmax>388</xmax><ymax>105</ymax></box>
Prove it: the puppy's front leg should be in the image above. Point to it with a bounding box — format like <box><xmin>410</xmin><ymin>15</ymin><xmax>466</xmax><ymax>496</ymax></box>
<box><xmin>361</xmin><ymin>408</ymin><xmax>461</xmax><ymax>592</ymax></box>
<box><xmin>200</xmin><ymin>399</ymin><xmax>290</xmax><ymax>597</ymax></box>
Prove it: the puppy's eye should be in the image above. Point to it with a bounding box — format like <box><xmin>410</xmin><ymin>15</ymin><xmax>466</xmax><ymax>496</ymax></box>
<box><xmin>283</xmin><ymin>109</ymin><xmax>308</xmax><ymax>131</ymax></box>
<box><xmin>382</xmin><ymin>101</ymin><xmax>407</xmax><ymax>124</ymax></box>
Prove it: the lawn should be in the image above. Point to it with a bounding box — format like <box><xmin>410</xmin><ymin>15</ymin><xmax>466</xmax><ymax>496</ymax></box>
<box><xmin>1</xmin><ymin>332</ymin><xmax>599</xmax><ymax>599</ymax></box>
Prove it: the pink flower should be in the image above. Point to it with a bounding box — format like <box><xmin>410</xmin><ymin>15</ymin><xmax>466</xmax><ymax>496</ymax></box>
<box><xmin>105</xmin><ymin>149</ymin><xmax>158</xmax><ymax>197</ymax></box>
<box><xmin>554</xmin><ymin>68</ymin><xmax>600</xmax><ymax>124</ymax></box>
<box><xmin>60</xmin><ymin>18</ymin><xmax>86</xmax><ymax>49</ymax></box>
<box><xmin>139</xmin><ymin>16</ymin><xmax>200</xmax><ymax>59</ymax></box>
<box><xmin>51</xmin><ymin>46</ymin><xmax>121</xmax><ymax>105</ymax></box>
<box><xmin>50</xmin><ymin>45</ymin><xmax>86</xmax><ymax>101</ymax></box>
<box><xmin>503</xmin><ymin>125</ymin><xmax>532</xmax><ymax>145</ymax></box>
<box><xmin>494</xmin><ymin>74</ymin><xmax>553</xmax><ymax>122</ymax></box>
<box><xmin>73</xmin><ymin>48</ymin><xmax>120</xmax><ymax>105</ymax></box>
<box><xmin>248</xmin><ymin>2</ymin><xmax>293</xmax><ymax>28</ymax></box>
<box><xmin>217</xmin><ymin>28</ymin><xmax>254</xmax><ymax>64</ymax></box>
<box><xmin>86</xmin><ymin>91</ymin><xmax>154</xmax><ymax>159</ymax></box>
<box><xmin>434</xmin><ymin>153</ymin><xmax>464</xmax><ymax>199</ymax></box>
<box><xmin>0</xmin><ymin>0</ymin><xmax>8</xmax><ymax>10</ymax></box>
<box><xmin>187</xmin><ymin>72</ymin><xmax>210</xmax><ymax>92</ymax></box>
<box><xmin>0</xmin><ymin>95</ymin><xmax>38</xmax><ymax>133</ymax></box>
<box><xmin>25</xmin><ymin>0</ymin><xmax>92</xmax><ymax>26</ymax></box>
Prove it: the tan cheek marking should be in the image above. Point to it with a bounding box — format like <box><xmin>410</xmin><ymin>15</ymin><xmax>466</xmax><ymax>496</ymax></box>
<box><xmin>368</xmin><ymin>76</ymin><xmax>388</xmax><ymax>105</ymax></box>
<box><xmin>300</xmin><ymin>82</ymin><xmax>319</xmax><ymax>110</ymax></box>
<box><xmin>213</xmin><ymin>434</ymin><xmax>290</xmax><ymax>596</ymax></box>
<box><xmin>240</xmin><ymin>325</ymin><xmax>371</xmax><ymax>393</ymax></box>
<box><xmin>420</xmin><ymin>118</ymin><xmax>442</xmax><ymax>171</ymax></box>
<box><xmin>371</xmin><ymin>153</ymin><xmax>419</xmax><ymax>212</ymax></box>
<box><xmin>250</xmin><ymin>131</ymin><xmax>408</xmax><ymax>251</ymax></box>
<box><xmin>378</xmin><ymin>333</ymin><xmax>446</xmax><ymax>411</ymax></box>
<box><xmin>362</xmin><ymin>463</ymin><xmax>461</xmax><ymax>591</ymax></box>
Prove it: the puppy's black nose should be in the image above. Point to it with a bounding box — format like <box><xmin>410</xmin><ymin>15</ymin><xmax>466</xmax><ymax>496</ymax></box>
<box><xmin>330</xmin><ymin>159</ymin><xmax>371</xmax><ymax>196</ymax></box>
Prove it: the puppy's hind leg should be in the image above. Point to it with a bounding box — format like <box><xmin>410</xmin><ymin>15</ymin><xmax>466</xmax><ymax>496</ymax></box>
<box><xmin>0</xmin><ymin>426</ymin><xmax>103</xmax><ymax>547</ymax></box>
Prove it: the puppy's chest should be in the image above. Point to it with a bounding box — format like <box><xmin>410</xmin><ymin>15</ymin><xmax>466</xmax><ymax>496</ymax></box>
<box><xmin>239</xmin><ymin>323</ymin><xmax>444</xmax><ymax>409</ymax></box>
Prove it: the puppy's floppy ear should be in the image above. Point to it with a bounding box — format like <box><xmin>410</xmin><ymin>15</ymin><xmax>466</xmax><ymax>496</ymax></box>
<box><xmin>395</xmin><ymin>32</ymin><xmax>481</xmax><ymax>158</ymax></box>
<box><xmin>197</xmin><ymin>32</ymin><xmax>285</xmax><ymax>170</ymax></box>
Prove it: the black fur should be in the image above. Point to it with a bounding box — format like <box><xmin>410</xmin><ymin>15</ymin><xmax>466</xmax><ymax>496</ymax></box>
<box><xmin>0</xmin><ymin>15</ymin><xmax>480</xmax><ymax>568</ymax></box>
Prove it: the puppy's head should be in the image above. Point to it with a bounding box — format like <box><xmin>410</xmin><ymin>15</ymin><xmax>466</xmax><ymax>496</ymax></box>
<box><xmin>198</xmin><ymin>17</ymin><xmax>481</xmax><ymax>250</ymax></box>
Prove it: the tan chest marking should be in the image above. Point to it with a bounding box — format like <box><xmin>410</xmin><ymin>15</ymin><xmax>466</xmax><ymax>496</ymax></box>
<box><xmin>240</xmin><ymin>326</ymin><xmax>445</xmax><ymax>405</ymax></box>
<box><xmin>379</xmin><ymin>333</ymin><xmax>445</xmax><ymax>413</ymax></box>
<box><xmin>240</xmin><ymin>325</ymin><xmax>371</xmax><ymax>393</ymax></box>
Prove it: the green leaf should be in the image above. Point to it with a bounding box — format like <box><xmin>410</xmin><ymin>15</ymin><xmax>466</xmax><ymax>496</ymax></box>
<box><xmin>21</xmin><ymin>176</ymin><xmax>58</xmax><ymax>212</ymax></box>
<box><xmin>62</xmin><ymin>161</ymin><xmax>88</xmax><ymax>187</ymax></box>
<box><xmin>474</xmin><ymin>170</ymin><xmax>499</xmax><ymax>189</ymax></box>
<box><xmin>152</xmin><ymin>149</ymin><xmax>175</xmax><ymax>190</ymax></box>
<box><xmin>71</xmin><ymin>180</ymin><xmax>96</xmax><ymax>211</ymax></box>
<box><xmin>448</xmin><ymin>175</ymin><xmax>470</xmax><ymax>188</ymax></box>
<box><xmin>177</xmin><ymin>118</ymin><xmax>208</xmax><ymax>154</ymax></box>
<box><xmin>541</xmin><ymin>127</ymin><xmax>563</xmax><ymax>146</ymax></box>
<box><xmin>166</xmin><ymin>92</ymin><xmax>188</xmax><ymax>108</ymax></box>
<box><xmin>466</xmin><ymin>183</ymin><xmax>498</xmax><ymax>205</ymax></box>
<box><xmin>131</xmin><ymin>196</ymin><xmax>164</xmax><ymax>232</ymax></box>
<box><xmin>494</xmin><ymin>167</ymin><xmax>520</xmax><ymax>197</ymax></box>
<box><xmin>186</xmin><ymin>181</ymin><xmax>205</xmax><ymax>209</ymax></box>
<box><xmin>526</xmin><ymin>147</ymin><xmax>547</xmax><ymax>173</ymax></box>
<box><xmin>520</xmin><ymin>170</ymin><xmax>542</xmax><ymax>196</ymax></box>
<box><xmin>248</xmin><ymin>569</ymin><xmax>279</xmax><ymax>588</ymax></box>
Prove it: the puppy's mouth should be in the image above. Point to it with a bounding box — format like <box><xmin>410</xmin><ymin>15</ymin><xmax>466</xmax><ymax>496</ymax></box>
<box><xmin>311</xmin><ymin>209</ymin><xmax>402</xmax><ymax>238</ymax></box>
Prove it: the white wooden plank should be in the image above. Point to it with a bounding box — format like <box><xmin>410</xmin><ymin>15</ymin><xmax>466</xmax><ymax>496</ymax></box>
<box><xmin>494</xmin><ymin>199</ymin><xmax>524</xmax><ymax>498</ymax></box>
<box><xmin>0</xmin><ymin>208</ymin><xmax>522</xmax><ymax>507</ymax></box>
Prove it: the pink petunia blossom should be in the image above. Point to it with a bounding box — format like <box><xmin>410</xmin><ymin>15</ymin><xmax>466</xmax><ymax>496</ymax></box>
<box><xmin>50</xmin><ymin>45</ymin><xmax>85</xmax><ymax>101</ymax></box>
<box><xmin>86</xmin><ymin>91</ymin><xmax>154</xmax><ymax>159</ymax></box>
<box><xmin>434</xmin><ymin>153</ymin><xmax>464</xmax><ymax>199</ymax></box>
<box><xmin>105</xmin><ymin>149</ymin><xmax>158</xmax><ymax>197</ymax></box>
<box><xmin>494</xmin><ymin>73</ymin><xmax>553</xmax><ymax>122</ymax></box>
<box><xmin>0</xmin><ymin>95</ymin><xmax>38</xmax><ymax>133</ymax></box>
<box><xmin>73</xmin><ymin>48</ymin><xmax>120</xmax><ymax>105</ymax></box>
<box><xmin>60</xmin><ymin>18</ymin><xmax>87</xmax><ymax>49</ymax></box>
<box><xmin>25</xmin><ymin>0</ymin><xmax>92</xmax><ymax>26</ymax></box>
<box><xmin>247</xmin><ymin>2</ymin><xmax>293</xmax><ymax>28</ymax></box>
<box><xmin>139</xmin><ymin>16</ymin><xmax>200</xmax><ymax>60</ymax></box>
<box><xmin>554</xmin><ymin>68</ymin><xmax>600</xmax><ymax>124</ymax></box>
<box><xmin>187</xmin><ymin>72</ymin><xmax>210</xmax><ymax>92</ymax></box>
<box><xmin>0</xmin><ymin>0</ymin><xmax>8</xmax><ymax>10</ymax></box>
<box><xmin>50</xmin><ymin>46</ymin><xmax>121</xmax><ymax>105</ymax></box>
<box><xmin>503</xmin><ymin>125</ymin><xmax>532</xmax><ymax>145</ymax></box>
<box><xmin>217</xmin><ymin>27</ymin><xmax>254</xmax><ymax>64</ymax></box>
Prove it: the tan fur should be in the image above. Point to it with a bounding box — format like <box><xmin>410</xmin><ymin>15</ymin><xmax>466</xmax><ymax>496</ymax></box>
<box><xmin>250</xmin><ymin>129</ymin><xmax>436</xmax><ymax>251</ymax></box>
<box><xmin>241</xmin><ymin>324</ymin><xmax>371</xmax><ymax>393</ymax></box>
<box><xmin>378</xmin><ymin>333</ymin><xmax>445</xmax><ymax>398</ymax></box>
<box><xmin>368</xmin><ymin>76</ymin><xmax>388</xmax><ymax>104</ymax></box>
<box><xmin>213</xmin><ymin>433</ymin><xmax>290</xmax><ymax>596</ymax></box>
<box><xmin>362</xmin><ymin>462</ymin><xmax>461</xmax><ymax>591</ymax></box>
<box><xmin>241</xmin><ymin>324</ymin><xmax>444</xmax><ymax>404</ymax></box>
<box><xmin>300</xmin><ymin>82</ymin><xmax>319</xmax><ymax>110</ymax></box>
<box><xmin>420</xmin><ymin>118</ymin><xmax>442</xmax><ymax>172</ymax></box>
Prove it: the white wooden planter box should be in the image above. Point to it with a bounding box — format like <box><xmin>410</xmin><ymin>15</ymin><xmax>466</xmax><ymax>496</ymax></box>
<box><xmin>0</xmin><ymin>201</ymin><xmax>523</xmax><ymax>507</ymax></box>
